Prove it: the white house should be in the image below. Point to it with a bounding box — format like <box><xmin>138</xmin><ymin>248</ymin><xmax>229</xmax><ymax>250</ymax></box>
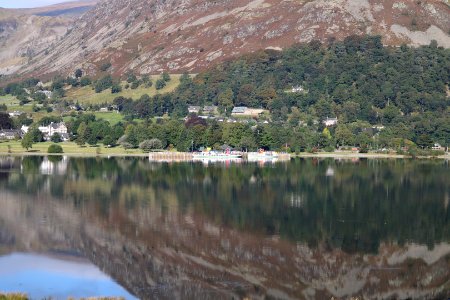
<box><xmin>188</xmin><ymin>106</ymin><xmax>201</xmax><ymax>114</ymax></box>
<box><xmin>323</xmin><ymin>117</ymin><xmax>338</xmax><ymax>127</ymax></box>
<box><xmin>22</xmin><ymin>122</ymin><xmax>69</xmax><ymax>141</ymax></box>
<box><xmin>291</xmin><ymin>86</ymin><xmax>304</xmax><ymax>93</ymax></box>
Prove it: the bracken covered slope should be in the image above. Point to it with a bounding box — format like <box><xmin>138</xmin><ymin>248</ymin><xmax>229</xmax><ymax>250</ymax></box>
<box><xmin>10</xmin><ymin>0</ymin><xmax>450</xmax><ymax>78</ymax></box>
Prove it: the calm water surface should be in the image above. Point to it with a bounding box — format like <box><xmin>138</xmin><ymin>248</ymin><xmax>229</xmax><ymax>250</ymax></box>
<box><xmin>0</xmin><ymin>156</ymin><xmax>448</xmax><ymax>299</ymax></box>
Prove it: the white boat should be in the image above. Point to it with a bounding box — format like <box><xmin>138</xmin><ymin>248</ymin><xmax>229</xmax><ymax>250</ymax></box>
<box><xmin>192</xmin><ymin>150</ymin><xmax>242</xmax><ymax>160</ymax></box>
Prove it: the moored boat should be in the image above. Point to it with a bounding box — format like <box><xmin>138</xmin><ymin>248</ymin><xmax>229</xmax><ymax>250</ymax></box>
<box><xmin>193</xmin><ymin>150</ymin><xmax>242</xmax><ymax>160</ymax></box>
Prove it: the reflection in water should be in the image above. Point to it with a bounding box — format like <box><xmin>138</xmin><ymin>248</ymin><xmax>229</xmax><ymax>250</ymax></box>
<box><xmin>0</xmin><ymin>253</ymin><xmax>136</xmax><ymax>299</ymax></box>
<box><xmin>0</xmin><ymin>156</ymin><xmax>449</xmax><ymax>299</ymax></box>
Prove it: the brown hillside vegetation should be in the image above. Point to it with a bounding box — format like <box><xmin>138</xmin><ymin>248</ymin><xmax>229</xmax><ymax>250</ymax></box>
<box><xmin>10</xmin><ymin>0</ymin><xmax>450</xmax><ymax>79</ymax></box>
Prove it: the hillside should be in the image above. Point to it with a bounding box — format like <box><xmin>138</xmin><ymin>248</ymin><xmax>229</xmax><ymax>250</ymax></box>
<box><xmin>3</xmin><ymin>0</ymin><xmax>448</xmax><ymax>79</ymax></box>
<box><xmin>0</xmin><ymin>1</ymin><xmax>98</xmax><ymax>76</ymax></box>
<box><xmin>18</xmin><ymin>0</ymin><xmax>98</xmax><ymax>17</ymax></box>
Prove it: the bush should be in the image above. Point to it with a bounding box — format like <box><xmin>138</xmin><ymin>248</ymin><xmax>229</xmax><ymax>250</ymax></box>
<box><xmin>100</xmin><ymin>62</ymin><xmax>112</xmax><ymax>72</ymax></box>
<box><xmin>80</xmin><ymin>76</ymin><xmax>91</xmax><ymax>87</ymax></box>
<box><xmin>111</xmin><ymin>83</ymin><xmax>122</xmax><ymax>94</ymax></box>
<box><xmin>155</xmin><ymin>79</ymin><xmax>166</xmax><ymax>90</ymax></box>
<box><xmin>139</xmin><ymin>139</ymin><xmax>163</xmax><ymax>152</ymax></box>
<box><xmin>359</xmin><ymin>144</ymin><xmax>369</xmax><ymax>153</ymax></box>
<box><xmin>51</xmin><ymin>133</ymin><xmax>62</xmax><ymax>143</ymax></box>
<box><xmin>48</xmin><ymin>144</ymin><xmax>63</xmax><ymax>153</ymax></box>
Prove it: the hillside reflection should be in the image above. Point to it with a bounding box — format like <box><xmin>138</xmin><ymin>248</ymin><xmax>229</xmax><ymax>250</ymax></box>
<box><xmin>0</xmin><ymin>156</ymin><xmax>449</xmax><ymax>299</ymax></box>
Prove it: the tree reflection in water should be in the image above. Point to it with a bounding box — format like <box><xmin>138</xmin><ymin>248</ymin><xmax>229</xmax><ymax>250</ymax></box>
<box><xmin>0</xmin><ymin>156</ymin><xmax>449</xmax><ymax>299</ymax></box>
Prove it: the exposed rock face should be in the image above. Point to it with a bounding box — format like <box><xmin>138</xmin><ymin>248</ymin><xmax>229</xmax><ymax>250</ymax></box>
<box><xmin>0</xmin><ymin>1</ymin><xmax>98</xmax><ymax>76</ymax></box>
<box><xmin>0</xmin><ymin>9</ymin><xmax>72</xmax><ymax>75</ymax></box>
<box><xmin>10</xmin><ymin>0</ymin><xmax>449</xmax><ymax>78</ymax></box>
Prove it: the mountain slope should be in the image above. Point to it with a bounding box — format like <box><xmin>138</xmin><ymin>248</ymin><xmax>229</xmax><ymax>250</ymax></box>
<box><xmin>0</xmin><ymin>1</ymin><xmax>98</xmax><ymax>76</ymax></box>
<box><xmin>9</xmin><ymin>0</ymin><xmax>450</xmax><ymax>78</ymax></box>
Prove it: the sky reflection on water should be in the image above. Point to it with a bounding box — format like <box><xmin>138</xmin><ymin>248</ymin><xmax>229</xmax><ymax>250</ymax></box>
<box><xmin>0</xmin><ymin>253</ymin><xmax>137</xmax><ymax>299</ymax></box>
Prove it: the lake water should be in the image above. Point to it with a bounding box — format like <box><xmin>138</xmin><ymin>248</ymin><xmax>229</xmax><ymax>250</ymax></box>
<box><xmin>0</xmin><ymin>156</ymin><xmax>448</xmax><ymax>299</ymax></box>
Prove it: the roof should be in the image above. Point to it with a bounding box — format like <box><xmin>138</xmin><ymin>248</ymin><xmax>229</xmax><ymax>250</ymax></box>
<box><xmin>203</xmin><ymin>105</ymin><xmax>217</xmax><ymax>112</ymax></box>
<box><xmin>232</xmin><ymin>106</ymin><xmax>248</xmax><ymax>113</ymax></box>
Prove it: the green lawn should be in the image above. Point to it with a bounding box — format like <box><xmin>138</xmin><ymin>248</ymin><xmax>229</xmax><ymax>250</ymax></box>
<box><xmin>65</xmin><ymin>75</ymin><xmax>182</xmax><ymax>105</ymax></box>
<box><xmin>92</xmin><ymin>111</ymin><xmax>125</xmax><ymax>125</ymax></box>
<box><xmin>0</xmin><ymin>141</ymin><xmax>145</xmax><ymax>156</ymax></box>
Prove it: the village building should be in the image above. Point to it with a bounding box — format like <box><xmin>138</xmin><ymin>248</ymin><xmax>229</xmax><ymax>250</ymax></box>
<box><xmin>22</xmin><ymin>122</ymin><xmax>69</xmax><ymax>141</ymax></box>
<box><xmin>291</xmin><ymin>86</ymin><xmax>304</xmax><ymax>93</ymax></box>
<box><xmin>8</xmin><ymin>111</ymin><xmax>24</xmax><ymax>117</ymax></box>
<box><xmin>231</xmin><ymin>107</ymin><xmax>266</xmax><ymax>117</ymax></box>
<box><xmin>188</xmin><ymin>106</ymin><xmax>201</xmax><ymax>114</ymax></box>
<box><xmin>202</xmin><ymin>106</ymin><xmax>218</xmax><ymax>115</ymax></box>
<box><xmin>0</xmin><ymin>130</ymin><xmax>20</xmax><ymax>140</ymax></box>
<box><xmin>323</xmin><ymin>117</ymin><xmax>338</xmax><ymax>127</ymax></box>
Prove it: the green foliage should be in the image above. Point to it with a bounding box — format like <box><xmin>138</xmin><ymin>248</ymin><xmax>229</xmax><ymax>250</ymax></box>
<box><xmin>155</xmin><ymin>79</ymin><xmax>166</xmax><ymax>90</ymax></box>
<box><xmin>162</xmin><ymin>72</ymin><xmax>171</xmax><ymax>82</ymax></box>
<box><xmin>47</xmin><ymin>144</ymin><xmax>63</xmax><ymax>153</ymax></box>
<box><xmin>21</xmin><ymin>132</ymin><xmax>34</xmax><ymax>150</ymax></box>
<box><xmin>95</xmin><ymin>75</ymin><xmax>113</xmax><ymax>93</ymax></box>
<box><xmin>0</xmin><ymin>112</ymin><xmax>13</xmax><ymax>129</ymax></box>
<box><xmin>51</xmin><ymin>133</ymin><xmax>62</xmax><ymax>143</ymax></box>
<box><xmin>111</xmin><ymin>83</ymin><xmax>122</xmax><ymax>94</ymax></box>
<box><xmin>74</xmin><ymin>68</ymin><xmax>83</xmax><ymax>78</ymax></box>
<box><xmin>139</xmin><ymin>138</ymin><xmax>163</xmax><ymax>152</ymax></box>
<box><xmin>80</xmin><ymin>76</ymin><xmax>92</xmax><ymax>87</ymax></box>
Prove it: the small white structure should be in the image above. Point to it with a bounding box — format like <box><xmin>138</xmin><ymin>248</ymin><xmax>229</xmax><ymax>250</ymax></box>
<box><xmin>323</xmin><ymin>117</ymin><xmax>338</xmax><ymax>127</ymax></box>
<box><xmin>188</xmin><ymin>106</ymin><xmax>201</xmax><ymax>114</ymax></box>
<box><xmin>432</xmin><ymin>143</ymin><xmax>442</xmax><ymax>150</ymax></box>
<box><xmin>8</xmin><ymin>111</ymin><xmax>24</xmax><ymax>117</ymax></box>
<box><xmin>291</xmin><ymin>86</ymin><xmax>304</xmax><ymax>93</ymax></box>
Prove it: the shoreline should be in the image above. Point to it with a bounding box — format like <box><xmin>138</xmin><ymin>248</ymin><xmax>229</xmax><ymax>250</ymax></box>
<box><xmin>0</xmin><ymin>151</ymin><xmax>448</xmax><ymax>160</ymax></box>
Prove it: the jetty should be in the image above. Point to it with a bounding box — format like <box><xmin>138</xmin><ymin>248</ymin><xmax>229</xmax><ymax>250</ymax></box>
<box><xmin>149</xmin><ymin>151</ymin><xmax>291</xmax><ymax>162</ymax></box>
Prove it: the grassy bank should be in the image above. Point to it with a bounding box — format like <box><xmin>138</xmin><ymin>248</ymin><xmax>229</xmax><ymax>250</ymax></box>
<box><xmin>0</xmin><ymin>141</ymin><xmax>448</xmax><ymax>159</ymax></box>
<box><xmin>0</xmin><ymin>141</ymin><xmax>146</xmax><ymax>157</ymax></box>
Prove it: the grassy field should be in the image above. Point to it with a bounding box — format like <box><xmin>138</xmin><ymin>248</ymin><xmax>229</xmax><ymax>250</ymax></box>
<box><xmin>92</xmin><ymin>112</ymin><xmax>125</xmax><ymax>125</ymax></box>
<box><xmin>0</xmin><ymin>141</ymin><xmax>146</xmax><ymax>156</ymax></box>
<box><xmin>0</xmin><ymin>95</ymin><xmax>33</xmax><ymax>113</ymax></box>
<box><xmin>65</xmin><ymin>75</ymin><xmax>181</xmax><ymax>105</ymax></box>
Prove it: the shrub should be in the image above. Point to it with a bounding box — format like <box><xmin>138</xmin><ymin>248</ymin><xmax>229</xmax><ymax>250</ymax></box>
<box><xmin>100</xmin><ymin>62</ymin><xmax>112</xmax><ymax>71</ymax></box>
<box><xmin>51</xmin><ymin>133</ymin><xmax>62</xmax><ymax>143</ymax></box>
<box><xmin>48</xmin><ymin>144</ymin><xmax>63</xmax><ymax>153</ymax></box>
<box><xmin>80</xmin><ymin>76</ymin><xmax>92</xmax><ymax>86</ymax></box>
<box><xmin>139</xmin><ymin>138</ymin><xmax>163</xmax><ymax>152</ymax></box>
<box><xmin>155</xmin><ymin>79</ymin><xmax>166</xmax><ymax>90</ymax></box>
<box><xmin>111</xmin><ymin>83</ymin><xmax>122</xmax><ymax>94</ymax></box>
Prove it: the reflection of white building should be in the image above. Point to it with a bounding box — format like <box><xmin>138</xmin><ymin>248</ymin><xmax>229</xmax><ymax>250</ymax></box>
<box><xmin>39</xmin><ymin>156</ymin><xmax>68</xmax><ymax>175</ymax></box>
<box><xmin>326</xmin><ymin>167</ymin><xmax>335</xmax><ymax>177</ymax></box>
